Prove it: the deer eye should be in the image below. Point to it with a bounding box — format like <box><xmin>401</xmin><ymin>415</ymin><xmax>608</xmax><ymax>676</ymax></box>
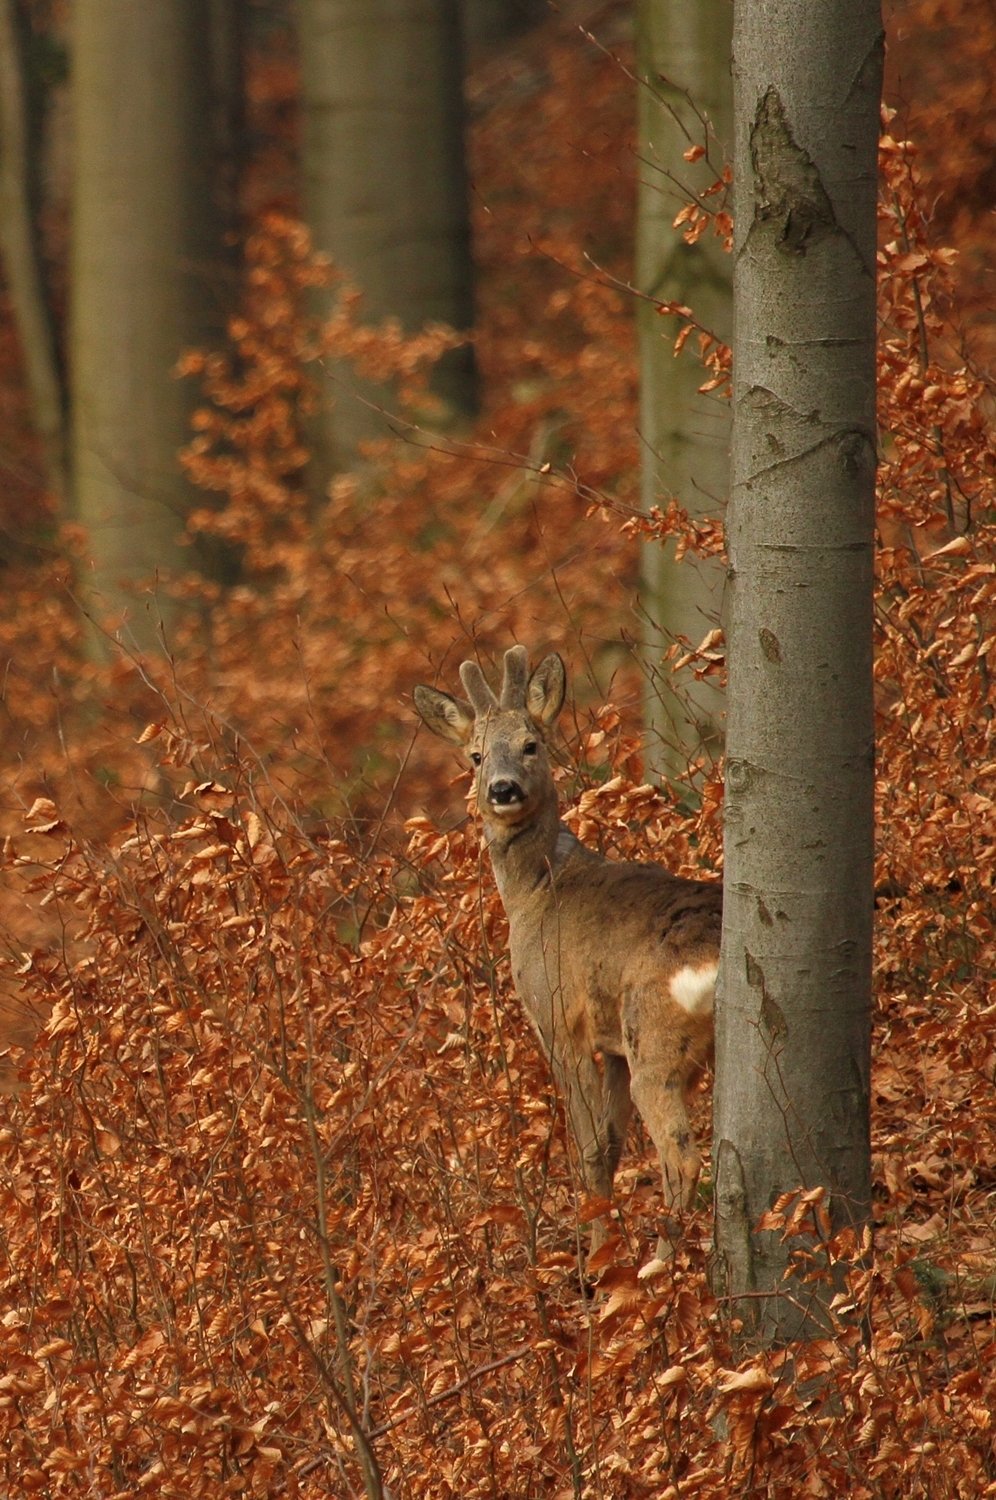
<box><xmin>523</xmin><ymin>740</ymin><xmax>538</xmax><ymax>756</ymax></box>
<box><xmin>470</xmin><ymin>751</ymin><xmax>482</xmax><ymax>767</ymax></box>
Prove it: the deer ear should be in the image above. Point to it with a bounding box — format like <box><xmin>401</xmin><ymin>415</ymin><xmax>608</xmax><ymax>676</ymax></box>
<box><xmin>526</xmin><ymin>653</ymin><xmax>566</xmax><ymax>727</ymax></box>
<box><xmin>414</xmin><ymin>685</ymin><xmax>476</xmax><ymax>746</ymax></box>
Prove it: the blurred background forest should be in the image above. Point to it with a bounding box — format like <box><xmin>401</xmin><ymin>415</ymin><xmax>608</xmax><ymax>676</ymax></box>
<box><xmin>0</xmin><ymin>0</ymin><xmax>992</xmax><ymax>1495</ymax></box>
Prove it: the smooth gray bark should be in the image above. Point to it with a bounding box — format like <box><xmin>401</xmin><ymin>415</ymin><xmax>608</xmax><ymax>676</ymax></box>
<box><xmin>71</xmin><ymin>0</ymin><xmax>233</xmax><ymax>651</ymax></box>
<box><xmin>299</xmin><ymin>0</ymin><xmax>477</xmax><ymax>476</ymax></box>
<box><xmin>713</xmin><ymin>0</ymin><xmax>881</xmax><ymax>1347</ymax></box>
<box><xmin>0</xmin><ymin>0</ymin><xmax>68</xmax><ymax>502</ymax></box>
<box><xmin>636</xmin><ymin>0</ymin><xmax>732</xmax><ymax>786</ymax></box>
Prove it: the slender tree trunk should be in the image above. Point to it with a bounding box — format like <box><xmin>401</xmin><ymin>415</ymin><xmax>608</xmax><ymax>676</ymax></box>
<box><xmin>208</xmin><ymin>0</ymin><xmax>248</xmax><ymax>238</ymax></box>
<box><xmin>0</xmin><ymin>0</ymin><xmax>68</xmax><ymax>503</ymax></box>
<box><xmin>713</xmin><ymin>0</ymin><xmax>881</xmax><ymax>1348</ymax></box>
<box><xmin>299</xmin><ymin>0</ymin><xmax>477</xmax><ymax>478</ymax></box>
<box><xmin>636</xmin><ymin>0</ymin><xmax>732</xmax><ymax>786</ymax></box>
<box><xmin>462</xmin><ymin>0</ymin><xmax>543</xmax><ymax>50</ymax></box>
<box><xmin>71</xmin><ymin>0</ymin><xmax>235</xmax><ymax>652</ymax></box>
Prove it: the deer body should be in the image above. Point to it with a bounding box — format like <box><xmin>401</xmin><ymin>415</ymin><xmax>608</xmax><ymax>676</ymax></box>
<box><xmin>415</xmin><ymin>646</ymin><xmax>721</xmax><ymax>1251</ymax></box>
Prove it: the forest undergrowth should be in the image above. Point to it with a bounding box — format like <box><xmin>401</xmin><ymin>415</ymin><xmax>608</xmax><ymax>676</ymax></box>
<box><xmin>0</xmin><ymin>6</ymin><xmax>993</xmax><ymax>1496</ymax></box>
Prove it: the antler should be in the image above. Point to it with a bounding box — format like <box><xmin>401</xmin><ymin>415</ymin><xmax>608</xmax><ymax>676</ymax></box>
<box><xmin>459</xmin><ymin>658</ymin><xmax>499</xmax><ymax>716</ymax></box>
<box><xmin>459</xmin><ymin>644</ymin><xmax>530</xmax><ymax>716</ymax></box>
<box><xmin>499</xmin><ymin>645</ymin><xmax>529</xmax><ymax>708</ymax></box>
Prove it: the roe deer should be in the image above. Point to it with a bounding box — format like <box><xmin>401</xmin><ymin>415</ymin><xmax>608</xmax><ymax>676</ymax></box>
<box><xmin>415</xmin><ymin>645</ymin><xmax>722</xmax><ymax>1261</ymax></box>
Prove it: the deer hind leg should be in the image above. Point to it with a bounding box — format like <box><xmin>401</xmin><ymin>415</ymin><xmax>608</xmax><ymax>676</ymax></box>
<box><xmin>622</xmin><ymin>989</ymin><xmax>709</xmax><ymax>1248</ymax></box>
<box><xmin>554</xmin><ymin>1048</ymin><xmax>632</xmax><ymax>1253</ymax></box>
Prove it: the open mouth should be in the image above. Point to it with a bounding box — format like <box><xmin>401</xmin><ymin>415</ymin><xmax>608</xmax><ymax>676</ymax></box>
<box><xmin>486</xmin><ymin>784</ymin><xmax>528</xmax><ymax>817</ymax></box>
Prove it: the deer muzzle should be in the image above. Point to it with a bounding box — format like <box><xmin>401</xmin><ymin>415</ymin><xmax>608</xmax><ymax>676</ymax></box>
<box><xmin>487</xmin><ymin>778</ymin><xmax>525</xmax><ymax>811</ymax></box>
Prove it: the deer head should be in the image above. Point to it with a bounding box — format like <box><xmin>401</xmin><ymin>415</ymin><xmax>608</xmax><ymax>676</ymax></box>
<box><xmin>414</xmin><ymin>645</ymin><xmax>566</xmax><ymax>828</ymax></box>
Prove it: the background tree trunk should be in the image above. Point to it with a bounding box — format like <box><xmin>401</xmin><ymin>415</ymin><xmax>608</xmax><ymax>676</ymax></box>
<box><xmin>71</xmin><ymin>0</ymin><xmax>236</xmax><ymax>652</ymax></box>
<box><xmin>0</xmin><ymin>0</ymin><xmax>68</xmax><ymax>504</ymax></box>
<box><xmin>636</xmin><ymin>0</ymin><xmax>732</xmax><ymax>786</ymax></box>
<box><xmin>713</xmin><ymin>0</ymin><xmax>881</xmax><ymax>1347</ymax></box>
<box><xmin>462</xmin><ymin>0</ymin><xmax>543</xmax><ymax>51</ymax></box>
<box><xmin>299</xmin><ymin>0</ymin><xmax>477</xmax><ymax>478</ymax></box>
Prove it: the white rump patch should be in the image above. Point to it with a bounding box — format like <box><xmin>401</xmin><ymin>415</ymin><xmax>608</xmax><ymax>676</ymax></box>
<box><xmin>669</xmin><ymin>961</ymin><xmax>718</xmax><ymax>1016</ymax></box>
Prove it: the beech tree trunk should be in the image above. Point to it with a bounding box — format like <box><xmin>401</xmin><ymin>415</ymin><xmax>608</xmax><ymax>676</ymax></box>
<box><xmin>71</xmin><ymin>0</ymin><xmax>235</xmax><ymax>651</ymax></box>
<box><xmin>636</xmin><ymin>0</ymin><xmax>732</xmax><ymax>785</ymax></box>
<box><xmin>0</xmin><ymin>0</ymin><xmax>68</xmax><ymax>503</ymax></box>
<box><xmin>299</xmin><ymin>0</ymin><xmax>477</xmax><ymax>477</ymax></box>
<box><xmin>462</xmin><ymin>0</ymin><xmax>543</xmax><ymax>50</ymax></box>
<box><xmin>713</xmin><ymin>0</ymin><xmax>881</xmax><ymax>1347</ymax></box>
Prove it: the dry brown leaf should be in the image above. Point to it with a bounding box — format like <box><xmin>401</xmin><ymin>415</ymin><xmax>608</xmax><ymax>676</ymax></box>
<box><xmin>717</xmin><ymin>1366</ymin><xmax>775</xmax><ymax>1396</ymax></box>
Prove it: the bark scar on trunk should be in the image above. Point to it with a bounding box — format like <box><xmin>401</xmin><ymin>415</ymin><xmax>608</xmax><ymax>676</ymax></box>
<box><xmin>746</xmin><ymin>949</ymin><xmax>787</xmax><ymax>1041</ymax></box>
<box><xmin>845</xmin><ymin>31</ymin><xmax>886</xmax><ymax>105</ymax></box>
<box><xmin>712</xmin><ymin>1137</ymin><xmax>754</xmax><ymax>1311</ymax></box>
<box><xmin>749</xmin><ymin>87</ymin><xmax>836</xmax><ymax>254</ymax></box>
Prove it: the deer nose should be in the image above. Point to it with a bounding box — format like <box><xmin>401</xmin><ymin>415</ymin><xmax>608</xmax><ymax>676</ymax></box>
<box><xmin>489</xmin><ymin>778</ymin><xmax>524</xmax><ymax>806</ymax></box>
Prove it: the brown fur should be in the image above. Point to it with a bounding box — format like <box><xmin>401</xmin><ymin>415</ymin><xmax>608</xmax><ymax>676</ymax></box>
<box><xmin>415</xmin><ymin>645</ymin><xmax>722</xmax><ymax>1254</ymax></box>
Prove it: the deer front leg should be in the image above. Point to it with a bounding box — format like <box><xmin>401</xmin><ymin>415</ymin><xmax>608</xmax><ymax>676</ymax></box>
<box><xmin>553</xmin><ymin>1047</ymin><xmax>632</xmax><ymax>1255</ymax></box>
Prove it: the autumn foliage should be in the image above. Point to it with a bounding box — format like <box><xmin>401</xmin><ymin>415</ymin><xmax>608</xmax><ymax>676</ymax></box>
<box><xmin>0</xmin><ymin>5</ymin><xmax>993</xmax><ymax>1496</ymax></box>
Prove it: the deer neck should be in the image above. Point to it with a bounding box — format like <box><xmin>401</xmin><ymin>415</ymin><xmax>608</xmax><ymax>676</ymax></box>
<box><xmin>480</xmin><ymin>792</ymin><xmax>578</xmax><ymax>911</ymax></box>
